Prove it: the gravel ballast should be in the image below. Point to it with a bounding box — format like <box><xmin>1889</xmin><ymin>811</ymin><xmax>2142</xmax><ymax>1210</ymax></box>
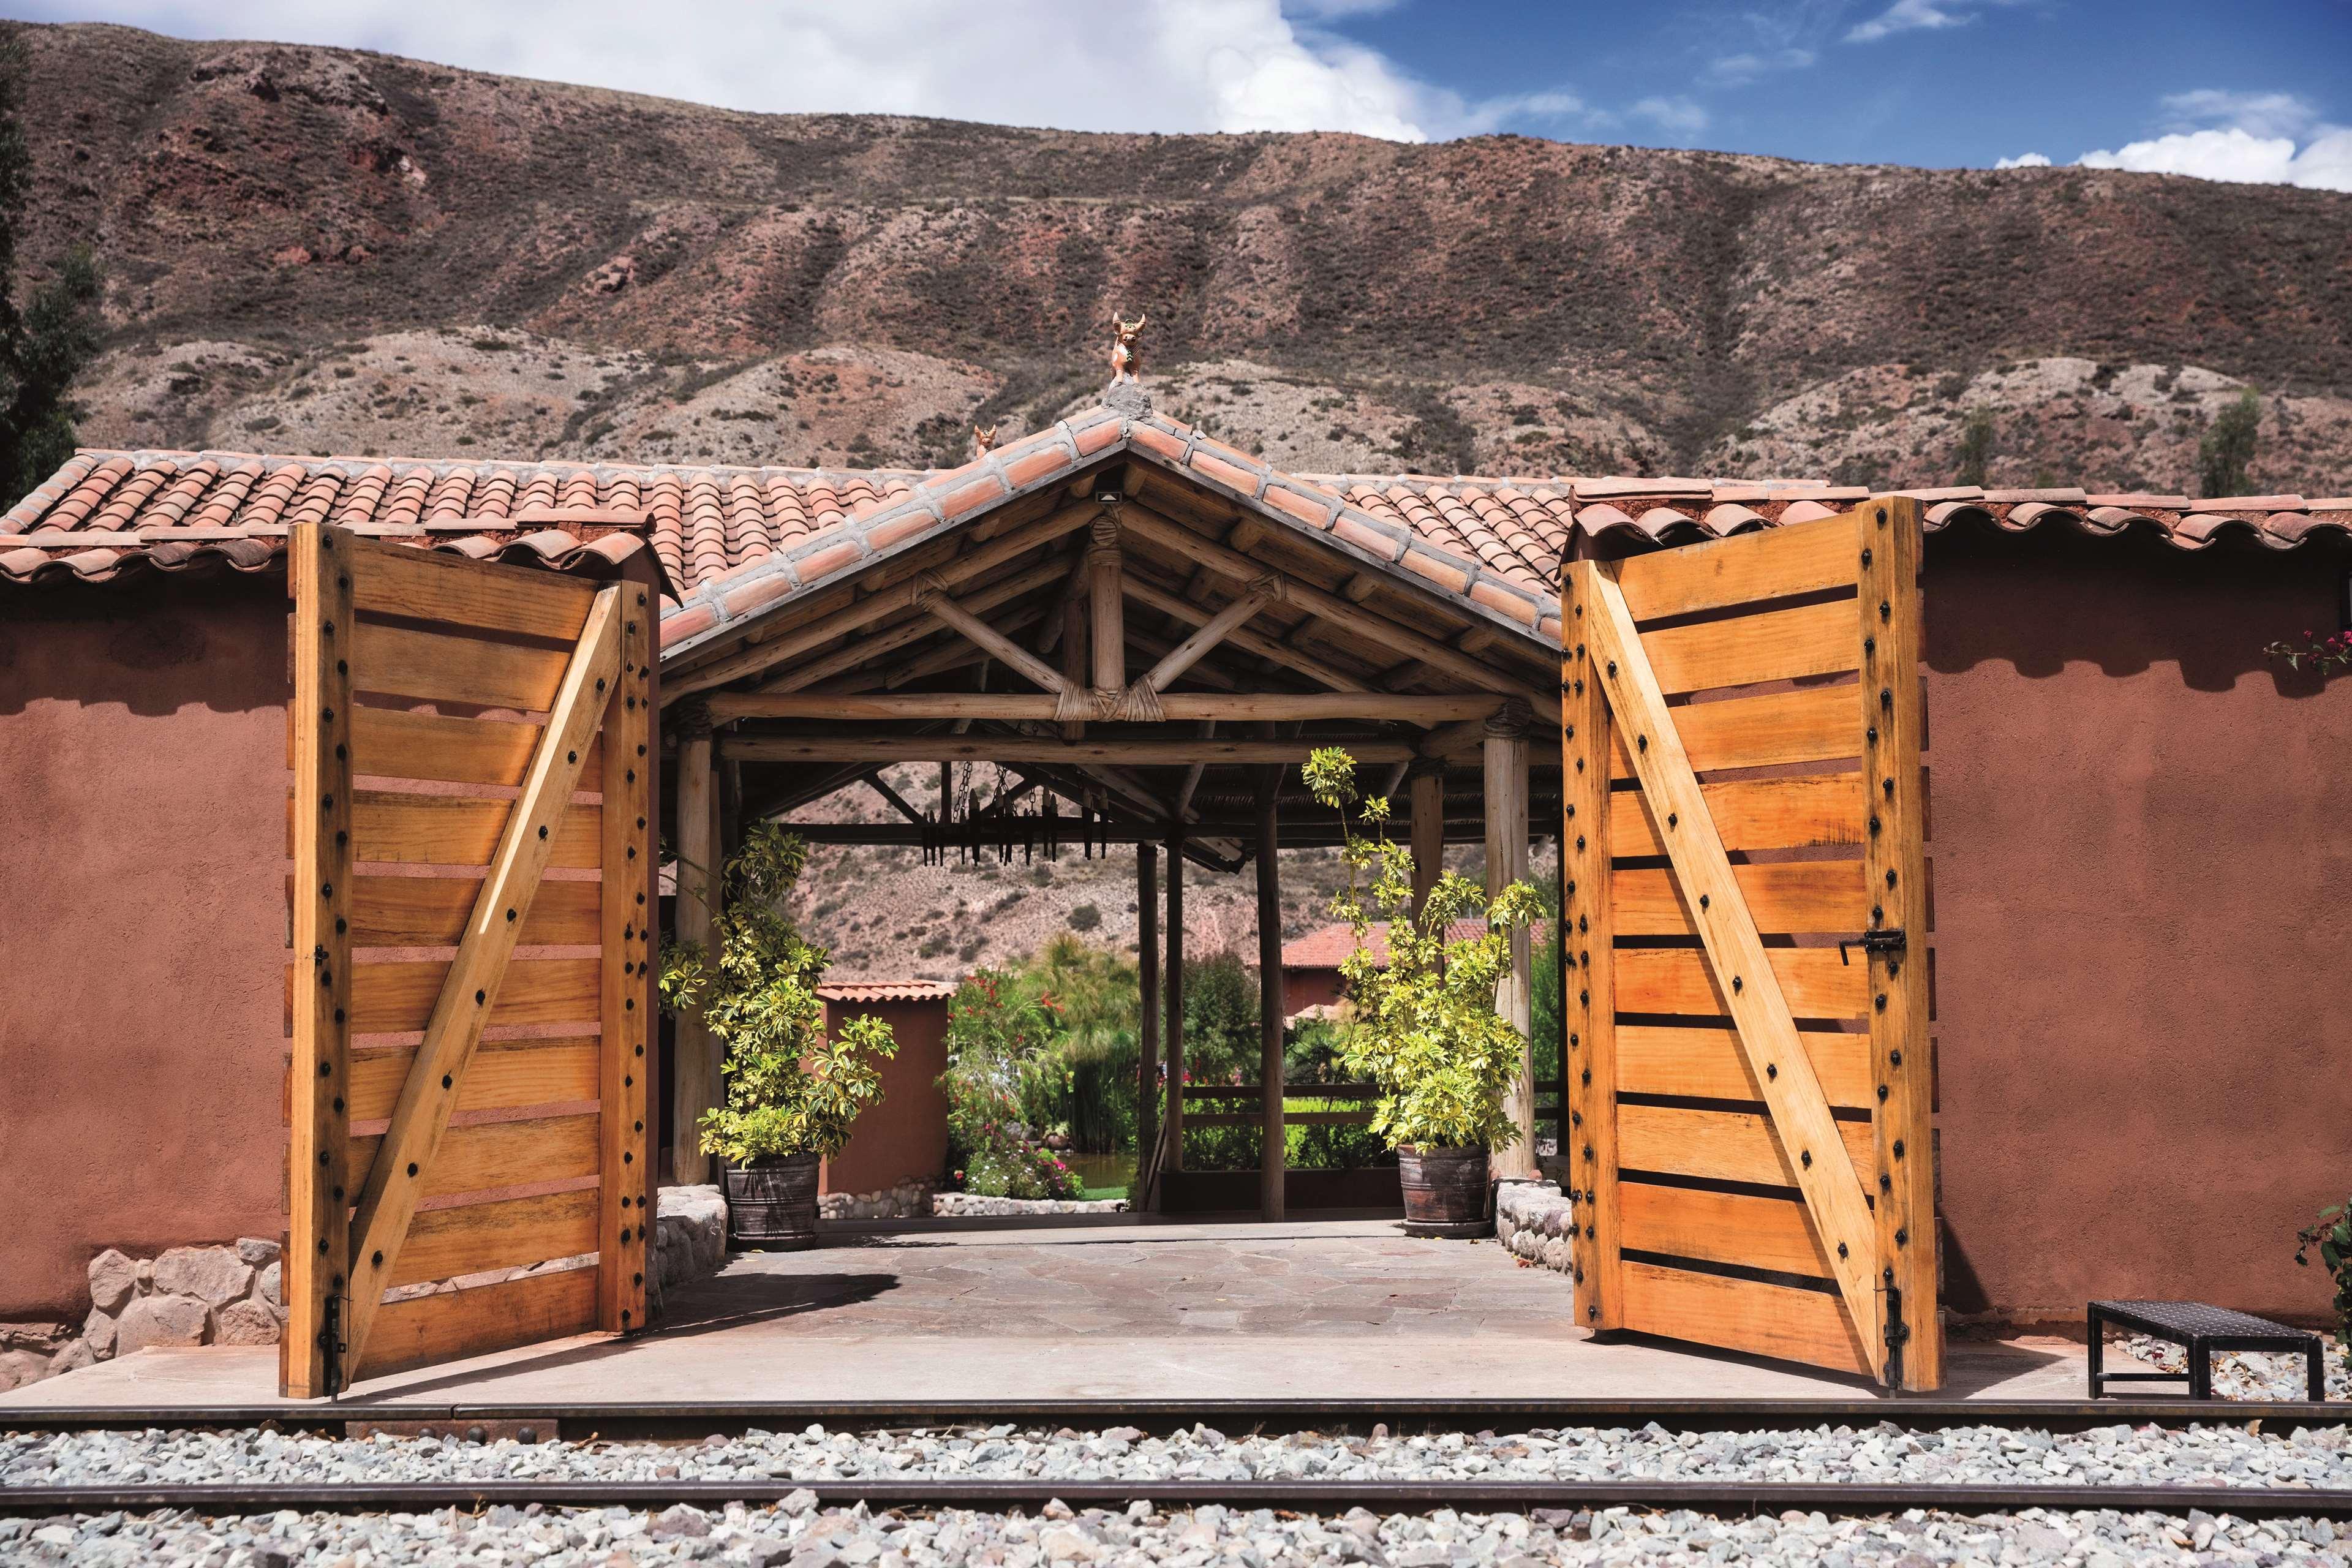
<box><xmin>3</xmin><ymin>1496</ymin><xmax>2348</xmax><ymax>1567</ymax></box>
<box><xmin>7</xmin><ymin>1419</ymin><xmax>2349</xmax><ymax>1492</ymax></box>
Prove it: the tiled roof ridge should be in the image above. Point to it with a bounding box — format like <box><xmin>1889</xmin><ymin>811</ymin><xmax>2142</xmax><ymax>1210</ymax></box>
<box><xmin>659</xmin><ymin>404</ymin><xmax>1569</xmax><ymax>662</ymax></box>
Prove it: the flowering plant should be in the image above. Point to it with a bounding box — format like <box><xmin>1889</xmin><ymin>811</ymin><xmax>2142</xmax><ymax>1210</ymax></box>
<box><xmin>1301</xmin><ymin>747</ymin><xmax>1541</xmax><ymax>1152</ymax></box>
<box><xmin>2264</xmin><ymin>629</ymin><xmax>2352</xmax><ymax>674</ymax></box>
<box><xmin>938</xmin><ymin>968</ymin><xmax>1080</xmax><ymax>1199</ymax></box>
<box><xmin>658</xmin><ymin>823</ymin><xmax>896</xmax><ymax>1164</ymax></box>
<box><xmin>2296</xmin><ymin>1197</ymin><xmax>2351</xmax><ymax>1378</ymax></box>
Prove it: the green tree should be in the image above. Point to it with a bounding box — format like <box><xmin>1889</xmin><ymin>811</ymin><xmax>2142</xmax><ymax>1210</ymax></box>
<box><xmin>0</xmin><ymin>30</ymin><xmax>102</xmax><ymax>507</ymax></box>
<box><xmin>2199</xmin><ymin>389</ymin><xmax>2261</xmax><ymax>499</ymax></box>
<box><xmin>1955</xmin><ymin>405</ymin><xmax>1994</xmax><ymax>488</ymax></box>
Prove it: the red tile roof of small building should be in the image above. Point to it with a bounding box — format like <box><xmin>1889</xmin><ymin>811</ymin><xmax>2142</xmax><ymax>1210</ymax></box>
<box><xmin>1281</xmin><ymin>919</ymin><xmax>1552</xmax><ymax>971</ymax></box>
<box><xmin>816</xmin><ymin>980</ymin><xmax>960</xmax><ymax>1003</ymax></box>
<box><xmin>10</xmin><ymin>403</ymin><xmax>2346</xmax><ymax>637</ymax></box>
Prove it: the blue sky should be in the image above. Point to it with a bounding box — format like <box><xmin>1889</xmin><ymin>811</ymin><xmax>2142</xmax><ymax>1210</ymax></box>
<box><xmin>9</xmin><ymin>0</ymin><xmax>2350</xmax><ymax>187</ymax></box>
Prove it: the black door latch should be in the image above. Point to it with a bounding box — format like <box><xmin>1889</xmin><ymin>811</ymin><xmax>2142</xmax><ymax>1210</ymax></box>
<box><xmin>1838</xmin><ymin>928</ymin><xmax>1907</xmax><ymax>965</ymax></box>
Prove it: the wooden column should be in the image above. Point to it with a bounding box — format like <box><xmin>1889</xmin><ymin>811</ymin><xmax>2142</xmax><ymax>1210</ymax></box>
<box><xmin>284</xmin><ymin>523</ymin><xmax>354</xmax><ymax>1399</ymax></box>
<box><xmin>1060</xmin><ymin>595</ymin><xmax>1088</xmax><ymax>741</ymax></box>
<box><xmin>1409</xmin><ymin>764</ymin><xmax>1444</xmax><ymax>920</ymax></box>
<box><xmin>672</xmin><ymin>720</ymin><xmax>722</xmax><ymax>1186</ymax></box>
<box><xmin>598</xmin><ymin>575</ymin><xmax>655</xmax><ymax>1335</ymax></box>
<box><xmin>1256</xmin><ymin>774</ymin><xmax>1286</xmax><ymax>1221</ymax></box>
<box><xmin>1163</xmin><ymin>829</ymin><xmax>1186</xmax><ymax>1178</ymax></box>
<box><xmin>1562</xmin><ymin>565</ymin><xmax>1621</xmax><ymax>1332</ymax></box>
<box><xmin>1861</xmin><ymin>494</ymin><xmax>1942</xmax><ymax>1390</ymax></box>
<box><xmin>1136</xmin><ymin>840</ymin><xmax>1160</xmax><ymax>1194</ymax></box>
<box><xmin>1088</xmin><ymin>516</ymin><xmax>1125</xmax><ymax>698</ymax></box>
<box><xmin>1484</xmin><ymin>706</ymin><xmax>1536</xmax><ymax>1181</ymax></box>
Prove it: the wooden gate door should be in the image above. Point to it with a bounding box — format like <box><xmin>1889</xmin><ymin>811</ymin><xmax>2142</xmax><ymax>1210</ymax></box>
<box><xmin>284</xmin><ymin>524</ymin><xmax>655</xmax><ymax>1398</ymax></box>
<box><xmin>1560</xmin><ymin>496</ymin><xmax>1940</xmax><ymax>1390</ymax></box>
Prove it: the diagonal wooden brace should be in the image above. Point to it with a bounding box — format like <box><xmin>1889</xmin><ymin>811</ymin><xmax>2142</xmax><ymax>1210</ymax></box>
<box><xmin>1576</xmin><ymin>564</ymin><xmax>1885</xmax><ymax>1374</ymax></box>
<box><xmin>339</xmin><ymin>585</ymin><xmax>625</xmax><ymax>1379</ymax></box>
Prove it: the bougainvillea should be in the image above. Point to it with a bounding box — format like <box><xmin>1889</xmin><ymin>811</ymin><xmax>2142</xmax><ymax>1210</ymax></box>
<box><xmin>2297</xmin><ymin>1197</ymin><xmax>2352</xmax><ymax>1378</ymax></box>
<box><xmin>938</xmin><ymin>968</ymin><xmax>1079</xmax><ymax>1199</ymax></box>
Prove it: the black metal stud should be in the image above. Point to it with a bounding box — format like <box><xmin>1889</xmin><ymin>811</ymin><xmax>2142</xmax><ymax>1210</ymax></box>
<box><xmin>1892</xmin><ymin>1139</ymin><xmax>1906</xmax><ymax>1159</ymax></box>
<box><xmin>1838</xmin><ymin>1242</ymin><xmax>1849</xmax><ymax>1259</ymax></box>
<box><xmin>1877</xmin><ymin>1085</ymin><xmax>1888</xmax><ymax>1101</ymax></box>
<box><xmin>1766</xmin><ymin>1063</ymin><xmax>1777</xmax><ymax>1080</ymax></box>
<box><xmin>1800</xmin><ymin>1148</ymin><xmax>1812</xmax><ymax>1169</ymax></box>
<box><xmin>1732</xmin><ymin>974</ymin><xmax>1743</xmax><ymax>993</ymax></box>
<box><xmin>1698</xmin><ymin>893</ymin><xmax>1709</xmax><ymax>911</ymax></box>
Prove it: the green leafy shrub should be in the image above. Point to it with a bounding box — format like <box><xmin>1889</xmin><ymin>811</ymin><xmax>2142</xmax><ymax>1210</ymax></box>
<box><xmin>657</xmin><ymin>824</ymin><xmax>897</xmax><ymax>1166</ymax></box>
<box><xmin>1302</xmin><ymin>747</ymin><xmax>1540</xmax><ymax>1152</ymax></box>
<box><xmin>2296</xmin><ymin>1197</ymin><xmax>2351</xmax><ymax>1377</ymax></box>
<box><xmin>938</xmin><ymin>968</ymin><xmax>1080</xmax><ymax>1199</ymax></box>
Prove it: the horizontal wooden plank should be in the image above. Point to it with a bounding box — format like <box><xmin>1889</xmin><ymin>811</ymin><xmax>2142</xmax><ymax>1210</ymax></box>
<box><xmin>1611</xmin><ymin>861</ymin><xmax>1870</xmax><ymax>938</ymax></box>
<box><xmin>347</xmin><ymin>1036</ymin><xmax>601</xmax><ymax>1123</ymax></box>
<box><xmin>289</xmin><ymin>957</ymin><xmax>604</xmax><ymax>1035</ymax></box>
<box><xmin>353</xmin><ymin>620</ymin><xmax>573</xmax><ymax>712</ymax></box>
<box><xmin>1620</xmin><ymin>1182</ymin><xmax>1835</xmax><ymax>1280</ymax></box>
<box><xmin>1620</xmin><ymin>1259</ymin><xmax>1870</xmax><ymax>1378</ymax></box>
<box><xmin>345</xmin><ymin>1112</ymin><xmax>601</xmax><ymax>1200</ymax></box>
<box><xmin>1188</xmin><ymin>1110</ymin><xmax>1373</xmax><ymax>1128</ymax></box>
<box><xmin>351</xmin><ymin>536</ymin><xmax>598</xmax><ymax>643</ymax></box>
<box><xmin>1619</xmin><ymin>1102</ymin><xmax>1878</xmax><ymax>1188</ymax></box>
<box><xmin>355</xmin><ymin>1264</ymin><xmax>600</xmax><ymax>1384</ymax></box>
<box><xmin>390</xmin><ymin>1186</ymin><xmax>601</xmax><ymax>1289</ymax></box>
<box><xmin>1638</xmin><ymin>599</ymin><xmax>1859</xmax><ymax>696</ymax></box>
<box><xmin>1610</xmin><ymin>684</ymin><xmax>1857</xmax><ymax>781</ymax></box>
<box><xmin>1616</xmin><ymin>1023</ymin><xmax>1875</xmax><ymax>1110</ymax></box>
<box><xmin>341</xmin><ymin>873</ymin><xmax>601</xmax><ymax>947</ymax></box>
<box><xmin>1612</xmin><ymin>511</ymin><xmax>1861</xmax><ymax>622</ymax></box>
<box><xmin>286</xmin><ymin>790</ymin><xmax>600</xmax><ymax>869</ymax></box>
<box><xmin>348</xmin><ymin>706</ymin><xmax>603</xmax><ymax>791</ymax></box>
<box><xmin>1610</xmin><ymin>774</ymin><xmax>1863</xmax><ymax>858</ymax></box>
<box><xmin>1615</xmin><ymin>946</ymin><xmax>1871</xmax><ymax>1019</ymax></box>
<box><xmin>356</xmin><ymin>957</ymin><xmax>602</xmax><ymax>1035</ymax></box>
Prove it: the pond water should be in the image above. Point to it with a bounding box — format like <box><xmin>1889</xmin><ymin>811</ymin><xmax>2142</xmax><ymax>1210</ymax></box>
<box><xmin>1060</xmin><ymin>1150</ymin><xmax>1133</xmax><ymax>1197</ymax></box>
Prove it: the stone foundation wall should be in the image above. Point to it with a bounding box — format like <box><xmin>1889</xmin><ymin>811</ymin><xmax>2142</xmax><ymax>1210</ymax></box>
<box><xmin>930</xmin><ymin>1194</ymin><xmax>1129</xmax><ymax>1218</ymax></box>
<box><xmin>1</xmin><ymin>1187</ymin><xmax>736</xmax><ymax>1395</ymax></box>
<box><xmin>0</xmin><ymin>1238</ymin><xmax>284</xmax><ymax>1392</ymax></box>
<box><xmin>817</xmin><ymin>1178</ymin><xmax>940</xmax><ymax>1221</ymax></box>
<box><xmin>1494</xmin><ymin>1179</ymin><xmax>1576</xmax><ymax>1277</ymax></box>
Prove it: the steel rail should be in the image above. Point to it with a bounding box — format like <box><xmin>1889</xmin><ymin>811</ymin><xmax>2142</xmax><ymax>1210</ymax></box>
<box><xmin>2</xmin><ymin>1397</ymin><xmax>2342</xmax><ymax>1439</ymax></box>
<box><xmin>2</xmin><ymin>1477</ymin><xmax>2350</xmax><ymax>1521</ymax></box>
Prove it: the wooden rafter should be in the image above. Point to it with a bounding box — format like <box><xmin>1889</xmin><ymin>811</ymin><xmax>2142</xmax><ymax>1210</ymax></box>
<box><xmin>758</xmin><ymin>556</ymin><xmax>1071</xmax><ymax>696</ymax></box>
<box><xmin>723</xmin><ymin>735</ymin><xmax>1419</xmax><ymax>766</ymax></box>
<box><xmin>341</xmin><ymin>586</ymin><xmax>625</xmax><ymax>1375</ymax></box>
<box><xmin>703</xmin><ymin>692</ymin><xmax>1504</xmax><ymax>724</ymax></box>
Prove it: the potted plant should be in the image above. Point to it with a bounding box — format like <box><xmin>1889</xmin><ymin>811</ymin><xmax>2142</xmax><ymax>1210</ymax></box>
<box><xmin>659</xmin><ymin>824</ymin><xmax>897</xmax><ymax>1249</ymax></box>
<box><xmin>1303</xmin><ymin>747</ymin><xmax>1540</xmax><ymax>1235</ymax></box>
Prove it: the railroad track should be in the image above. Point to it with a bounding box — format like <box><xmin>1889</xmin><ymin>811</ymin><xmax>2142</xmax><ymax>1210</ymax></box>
<box><xmin>2</xmin><ymin>1477</ymin><xmax>2350</xmax><ymax>1521</ymax></box>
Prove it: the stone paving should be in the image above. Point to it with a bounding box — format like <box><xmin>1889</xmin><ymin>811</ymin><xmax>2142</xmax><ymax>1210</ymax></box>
<box><xmin>663</xmin><ymin>1219</ymin><xmax>1586</xmax><ymax>1343</ymax></box>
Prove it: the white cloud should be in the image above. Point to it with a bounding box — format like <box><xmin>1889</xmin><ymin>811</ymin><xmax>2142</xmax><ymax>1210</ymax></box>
<box><xmin>1701</xmin><ymin>48</ymin><xmax>1818</xmax><ymax>86</ymax></box>
<box><xmin>1844</xmin><ymin>0</ymin><xmax>1975</xmax><ymax>43</ymax></box>
<box><xmin>2068</xmin><ymin>89</ymin><xmax>2352</xmax><ymax>192</ymax></box>
<box><xmin>2158</xmin><ymin>88</ymin><xmax>2320</xmax><ymax>141</ymax></box>
<box><xmin>20</xmin><ymin>0</ymin><xmax>1560</xmax><ymax>142</ymax></box>
<box><xmin>1629</xmin><ymin>96</ymin><xmax>1709</xmax><ymax>137</ymax></box>
<box><xmin>1993</xmin><ymin>151</ymin><xmax>2051</xmax><ymax>169</ymax></box>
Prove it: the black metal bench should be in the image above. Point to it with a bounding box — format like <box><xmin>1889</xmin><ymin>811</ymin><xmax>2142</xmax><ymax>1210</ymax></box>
<box><xmin>2088</xmin><ymin>1299</ymin><xmax>2327</xmax><ymax>1401</ymax></box>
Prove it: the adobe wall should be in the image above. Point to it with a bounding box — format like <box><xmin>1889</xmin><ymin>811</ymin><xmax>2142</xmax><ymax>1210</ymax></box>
<box><xmin>1925</xmin><ymin>527</ymin><xmax>2352</xmax><ymax>1324</ymax></box>
<box><xmin>0</xmin><ymin>579</ymin><xmax>290</xmax><ymax>1322</ymax></box>
<box><xmin>819</xmin><ymin>994</ymin><xmax>953</xmax><ymax>1199</ymax></box>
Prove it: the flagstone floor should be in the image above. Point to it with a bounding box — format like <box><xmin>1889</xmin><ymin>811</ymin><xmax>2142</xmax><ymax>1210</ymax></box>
<box><xmin>5</xmin><ymin>1215</ymin><xmax>2108</xmax><ymax>1410</ymax></box>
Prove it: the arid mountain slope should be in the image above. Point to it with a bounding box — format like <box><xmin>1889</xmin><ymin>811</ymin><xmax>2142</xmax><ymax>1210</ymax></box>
<box><xmin>15</xmin><ymin>21</ymin><xmax>2352</xmax><ymax>495</ymax></box>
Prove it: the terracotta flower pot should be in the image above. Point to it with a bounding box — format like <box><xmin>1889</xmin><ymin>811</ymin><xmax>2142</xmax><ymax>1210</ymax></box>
<box><xmin>1397</xmin><ymin>1144</ymin><xmax>1491</xmax><ymax>1237</ymax></box>
<box><xmin>723</xmin><ymin>1152</ymin><xmax>822</xmax><ymax>1250</ymax></box>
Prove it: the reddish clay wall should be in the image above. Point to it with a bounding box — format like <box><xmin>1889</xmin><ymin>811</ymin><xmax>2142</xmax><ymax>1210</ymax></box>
<box><xmin>818</xmin><ymin>996</ymin><xmax>952</xmax><ymax>1196</ymax></box>
<box><xmin>1281</xmin><ymin>966</ymin><xmax>1345</xmax><ymax>1016</ymax></box>
<box><xmin>1926</xmin><ymin>527</ymin><xmax>2352</xmax><ymax>1323</ymax></box>
<box><xmin>0</xmin><ymin>581</ymin><xmax>289</xmax><ymax>1321</ymax></box>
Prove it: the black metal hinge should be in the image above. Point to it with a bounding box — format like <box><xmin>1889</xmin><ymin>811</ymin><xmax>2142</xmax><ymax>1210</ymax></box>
<box><xmin>322</xmin><ymin>1292</ymin><xmax>347</xmax><ymax>1398</ymax></box>
<box><xmin>1883</xmin><ymin>1284</ymin><xmax>1910</xmax><ymax>1388</ymax></box>
<box><xmin>1838</xmin><ymin>928</ymin><xmax>1907</xmax><ymax>965</ymax></box>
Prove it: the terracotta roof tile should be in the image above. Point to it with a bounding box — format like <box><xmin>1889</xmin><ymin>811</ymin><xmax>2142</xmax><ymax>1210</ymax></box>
<box><xmin>817</xmin><ymin>980</ymin><xmax>960</xmax><ymax>1003</ymax></box>
<box><xmin>11</xmin><ymin>417</ymin><xmax>2346</xmax><ymax>631</ymax></box>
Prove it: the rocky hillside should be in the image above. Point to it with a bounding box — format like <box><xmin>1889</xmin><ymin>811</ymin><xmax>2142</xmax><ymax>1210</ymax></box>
<box><xmin>11</xmin><ymin>21</ymin><xmax>2348</xmax><ymax>976</ymax></box>
<box><xmin>15</xmin><ymin>21</ymin><xmax>2352</xmax><ymax>496</ymax></box>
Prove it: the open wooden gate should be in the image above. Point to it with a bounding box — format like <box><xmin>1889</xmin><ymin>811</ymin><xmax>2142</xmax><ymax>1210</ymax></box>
<box><xmin>284</xmin><ymin>523</ymin><xmax>655</xmax><ymax>1398</ymax></box>
<box><xmin>1561</xmin><ymin>495</ymin><xmax>1940</xmax><ymax>1390</ymax></box>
